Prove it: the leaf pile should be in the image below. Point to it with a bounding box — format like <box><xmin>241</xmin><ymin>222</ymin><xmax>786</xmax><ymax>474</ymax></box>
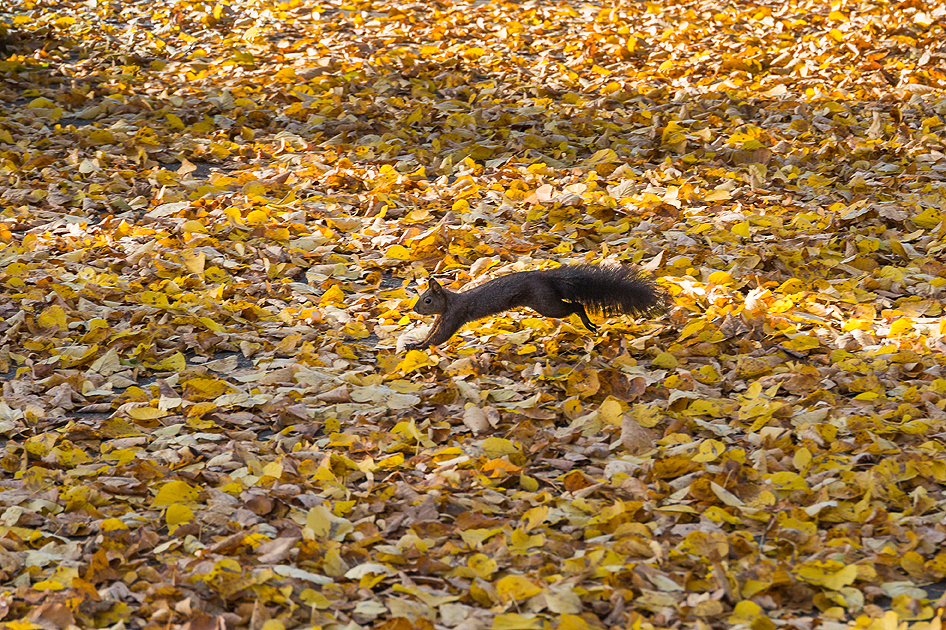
<box><xmin>2</xmin><ymin>0</ymin><xmax>946</xmax><ymax>629</ymax></box>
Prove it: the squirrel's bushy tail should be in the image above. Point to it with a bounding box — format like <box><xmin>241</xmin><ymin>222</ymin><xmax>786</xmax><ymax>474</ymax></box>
<box><xmin>553</xmin><ymin>264</ymin><xmax>663</xmax><ymax>317</ymax></box>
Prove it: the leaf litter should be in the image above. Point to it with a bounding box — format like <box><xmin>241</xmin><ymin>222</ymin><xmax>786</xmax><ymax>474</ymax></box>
<box><xmin>1</xmin><ymin>0</ymin><xmax>946</xmax><ymax>629</ymax></box>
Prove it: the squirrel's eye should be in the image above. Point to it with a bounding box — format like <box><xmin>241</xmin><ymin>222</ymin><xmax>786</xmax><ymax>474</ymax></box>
<box><xmin>424</xmin><ymin>297</ymin><xmax>431</xmax><ymax>304</ymax></box>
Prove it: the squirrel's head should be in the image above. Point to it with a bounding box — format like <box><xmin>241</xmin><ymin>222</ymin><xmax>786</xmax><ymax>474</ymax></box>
<box><xmin>414</xmin><ymin>278</ymin><xmax>448</xmax><ymax>315</ymax></box>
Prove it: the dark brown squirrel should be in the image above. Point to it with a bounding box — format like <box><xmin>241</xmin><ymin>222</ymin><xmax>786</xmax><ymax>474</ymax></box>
<box><xmin>405</xmin><ymin>264</ymin><xmax>663</xmax><ymax>351</ymax></box>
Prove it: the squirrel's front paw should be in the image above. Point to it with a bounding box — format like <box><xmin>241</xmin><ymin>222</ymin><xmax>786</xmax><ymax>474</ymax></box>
<box><xmin>404</xmin><ymin>342</ymin><xmax>422</xmax><ymax>352</ymax></box>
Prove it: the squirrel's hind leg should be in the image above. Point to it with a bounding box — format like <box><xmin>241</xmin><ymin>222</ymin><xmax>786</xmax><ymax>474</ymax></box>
<box><xmin>570</xmin><ymin>304</ymin><xmax>598</xmax><ymax>333</ymax></box>
<box><xmin>531</xmin><ymin>299</ymin><xmax>599</xmax><ymax>333</ymax></box>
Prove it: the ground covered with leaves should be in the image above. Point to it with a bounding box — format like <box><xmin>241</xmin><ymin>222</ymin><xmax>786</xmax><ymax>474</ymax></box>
<box><xmin>1</xmin><ymin>0</ymin><xmax>946</xmax><ymax>628</ymax></box>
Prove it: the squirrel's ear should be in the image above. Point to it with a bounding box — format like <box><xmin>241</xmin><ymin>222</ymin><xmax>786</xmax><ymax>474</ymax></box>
<box><xmin>428</xmin><ymin>278</ymin><xmax>443</xmax><ymax>292</ymax></box>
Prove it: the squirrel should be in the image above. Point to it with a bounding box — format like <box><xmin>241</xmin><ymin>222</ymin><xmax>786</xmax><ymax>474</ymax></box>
<box><xmin>404</xmin><ymin>264</ymin><xmax>663</xmax><ymax>351</ymax></box>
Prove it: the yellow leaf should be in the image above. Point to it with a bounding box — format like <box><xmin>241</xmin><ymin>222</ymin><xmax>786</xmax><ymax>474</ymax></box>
<box><xmin>793</xmin><ymin>447</ymin><xmax>812</xmax><ymax>472</ymax></box>
<box><xmin>741</xmin><ymin>578</ymin><xmax>772</xmax><ymax>599</ymax></box>
<box><xmin>708</xmin><ymin>270</ymin><xmax>734</xmax><ymax>285</ymax></box>
<box><xmin>465</xmin><ymin>553</ymin><xmax>497</xmax><ymax>578</ymax></box>
<box><xmin>495</xmin><ymin>575</ymin><xmax>543</xmax><ymax>602</ymax></box>
<box><xmin>692</xmin><ymin>439</ymin><xmax>724</xmax><ymax>463</ymax></box>
<box><xmin>391</xmin><ymin>419</ymin><xmax>427</xmax><ymax>444</ymax></box>
<box><xmin>166</xmin><ymin>503</ymin><xmax>194</xmax><ymax>532</ymax></box>
<box><xmin>384</xmin><ymin>244</ymin><xmax>412</xmax><ymax>260</ymax></box>
<box><xmin>37</xmin><ymin>305</ymin><xmax>68</xmax><ymax>330</ymax></box>
<box><xmin>100</xmin><ymin>417</ymin><xmax>144</xmax><ymax>438</ymax></box>
<box><xmin>28</xmin><ymin>97</ymin><xmax>54</xmax><ymax>109</ymax></box>
<box><xmin>127</xmin><ymin>407</ymin><xmax>169</xmax><ymax>421</ymax></box>
<box><xmin>87</xmin><ymin>129</ymin><xmax>115</xmax><ymax>145</ymax></box>
<box><xmin>842</xmin><ymin>318</ymin><xmax>872</xmax><ymax>331</ymax></box>
<box><xmin>731</xmin><ymin>221</ymin><xmax>750</xmax><ymax>238</ymax></box>
<box><xmin>5</xmin><ymin>262</ymin><xmax>28</xmax><ymax>277</ymax></box>
<box><xmin>139</xmin><ymin>291</ymin><xmax>172</xmax><ymax>309</ymax></box>
<box><xmin>462</xmin><ymin>47</ymin><xmax>487</xmax><ymax>60</ymax></box>
<box><xmin>101</xmin><ymin>447</ymin><xmax>140</xmax><ymax>465</ymax></box>
<box><xmin>262</xmin><ymin>461</ymin><xmax>283</xmax><ymax>478</ymax></box>
<box><xmin>520</xmin><ymin>505</ymin><xmax>549</xmax><ymax>532</ymax></box>
<box><xmin>166</xmin><ymin>113</ymin><xmax>185</xmax><ymax>130</ymax></box>
<box><xmin>784</xmin><ymin>335</ymin><xmax>820</xmax><ymax>352</ymax></box>
<box><xmin>343</xmin><ymin>320</ymin><xmax>370</xmax><ymax>339</ymax></box>
<box><xmin>146</xmin><ymin>351</ymin><xmax>186</xmax><ymax>371</ymax></box>
<box><xmin>598</xmin><ymin>397</ymin><xmax>623</xmax><ymax>425</ymax></box>
<box><xmin>481</xmin><ymin>436</ymin><xmax>519</xmax><ymax>459</ymax></box>
<box><xmin>299</xmin><ymin>588</ymin><xmax>331</xmax><ymax>608</ymax></box>
<box><xmin>768</xmin><ymin>471</ymin><xmax>808</xmax><ymax>492</ymax></box>
<box><xmin>580</xmin><ymin>148</ymin><xmax>618</xmax><ymax>167</ymax></box>
<box><xmin>510</xmin><ymin>528</ymin><xmax>544</xmax><ymax>551</ymax></box>
<box><xmin>101</xmin><ymin>518</ymin><xmax>128</xmax><ymax>532</ymax></box>
<box><xmin>557</xmin><ymin>614</ymin><xmax>590</xmax><ymax>630</ymax></box>
<box><xmin>80</xmin><ymin>318</ymin><xmax>109</xmax><ymax>344</ymax></box>
<box><xmin>796</xmin><ymin>560</ymin><xmax>857</xmax><ymax>591</ymax></box>
<box><xmin>561</xmin><ymin>359</ymin><xmax>600</xmax><ymax>394</ymax></box>
<box><xmin>199</xmin><ymin>316</ymin><xmax>224</xmax><ymax>333</ymax></box>
<box><xmin>243</xmin><ymin>180</ymin><xmax>266</xmax><ymax>198</ymax></box>
<box><xmin>376</xmin><ymin>453</ymin><xmax>404</xmax><ymax>469</ymax></box>
<box><xmin>703</xmin><ymin>189</ymin><xmax>731</xmax><ymax>202</ymax></box>
<box><xmin>184</xmin><ymin>377</ymin><xmax>232</xmax><ymax>400</ymax></box>
<box><xmin>274</xmin><ymin>67</ymin><xmax>298</xmax><ymax>82</ymax></box>
<box><xmin>630</xmin><ymin>403</ymin><xmax>661</xmax><ymax>428</ymax></box>
<box><xmin>652</xmin><ymin>352</ymin><xmax>679</xmax><ymax>369</ymax></box>
<box><xmin>492</xmin><ymin>613</ymin><xmax>541</xmax><ymax>630</ymax></box>
<box><xmin>304</xmin><ymin>505</ymin><xmax>354</xmax><ymax>541</ymax></box>
<box><xmin>181</xmin><ymin>250</ymin><xmax>206</xmax><ymax>274</ymax></box>
<box><xmin>678</xmin><ymin>319</ymin><xmax>707</xmax><ymax>340</ymax></box>
<box><xmin>153</xmin><ymin>480</ymin><xmax>199</xmax><ymax>507</ymax></box>
<box><xmin>395</xmin><ymin>350</ymin><xmax>434</xmax><ymax>374</ymax></box>
<box><xmin>662</xmin><ymin>121</ymin><xmax>687</xmax><ymax>146</ymax></box>
<box><xmin>483</xmin><ymin>459</ymin><xmax>521</xmax><ymax>477</ymax></box>
<box><xmin>246</xmin><ymin>209</ymin><xmax>268</xmax><ymax>225</ymax></box>
<box><xmin>889</xmin><ymin>318</ymin><xmax>913</xmax><ymax>335</ymax></box>
<box><xmin>181</xmin><ymin>220</ymin><xmax>208</xmax><ymax>233</ymax></box>
<box><xmin>319</xmin><ymin>284</ymin><xmax>345</xmax><ymax>306</ymax></box>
